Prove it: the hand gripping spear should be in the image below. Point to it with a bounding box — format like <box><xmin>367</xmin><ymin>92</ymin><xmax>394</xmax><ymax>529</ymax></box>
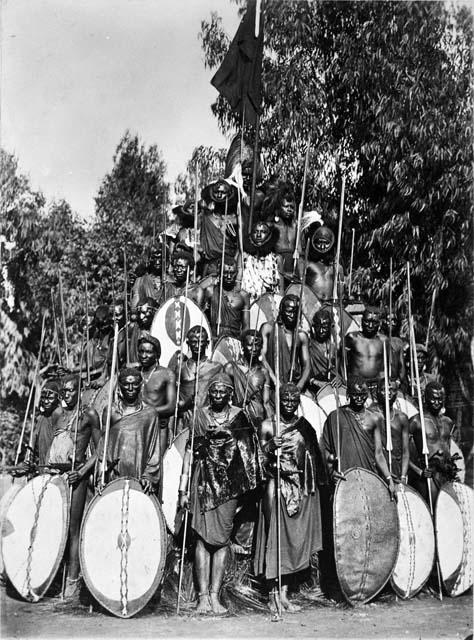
<box><xmin>382</xmin><ymin>340</ymin><xmax>393</xmax><ymax>474</ymax></box>
<box><xmin>177</xmin><ymin>317</ymin><xmax>204</xmax><ymax>614</ymax></box>
<box><xmin>100</xmin><ymin>323</ymin><xmax>119</xmax><ymax>490</ymax></box>
<box><xmin>407</xmin><ymin>262</ymin><xmax>443</xmax><ymax>600</ymax></box>
<box><xmin>172</xmin><ymin>266</ymin><xmax>190</xmax><ymax>441</ymax></box>
<box><xmin>274</xmin><ymin>321</ymin><xmax>283</xmax><ymax>619</ymax></box>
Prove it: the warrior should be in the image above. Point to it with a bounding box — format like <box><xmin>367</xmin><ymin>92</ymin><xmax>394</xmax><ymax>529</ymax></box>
<box><xmin>308</xmin><ymin>308</ymin><xmax>340</xmax><ymax>395</ymax></box>
<box><xmin>47</xmin><ymin>375</ymin><xmax>100</xmax><ymax>598</ymax></box>
<box><xmin>130</xmin><ymin>244</ymin><xmax>164</xmax><ymax>310</ymax></box>
<box><xmin>158</xmin><ymin>250</ymin><xmax>202</xmax><ymax>307</ymax></box>
<box><xmin>345</xmin><ymin>306</ymin><xmax>384</xmax><ymax>398</ymax></box>
<box><xmin>380</xmin><ymin>310</ymin><xmax>407</xmax><ymax>383</ymax></box>
<box><xmin>409</xmin><ymin>381</ymin><xmax>458</xmax><ymax>502</ymax></box>
<box><xmin>203</xmin><ymin>257</ymin><xmax>250</xmax><ymax>339</ymax></box>
<box><xmin>29</xmin><ymin>381</ymin><xmax>63</xmax><ymax>466</ymax></box>
<box><xmin>112</xmin><ymin>298</ymin><xmax>129</xmax><ymax>366</ymax></box>
<box><xmin>401</xmin><ymin>343</ymin><xmax>438</xmax><ymax>400</ymax></box>
<box><xmin>176</xmin><ymin>326</ymin><xmax>222</xmax><ymax>431</ymax></box>
<box><xmin>178</xmin><ymin>373</ymin><xmax>263</xmax><ymax>615</ymax></box>
<box><xmin>241</xmin><ymin>221</ymin><xmax>282</xmax><ymax>303</ymax></box>
<box><xmin>261</xmin><ymin>295</ymin><xmax>311</xmax><ymax>390</ymax></box>
<box><xmin>137</xmin><ymin>335</ymin><xmax>176</xmax><ymax>454</ymax></box>
<box><xmin>262</xmin><ymin>181</ymin><xmax>298</xmax><ymax>276</ymax></box>
<box><xmin>254</xmin><ymin>383</ymin><xmax>326</xmax><ymax>613</ymax></box>
<box><xmin>128</xmin><ymin>297</ymin><xmax>157</xmax><ymax>364</ymax></box>
<box><xmin>370</xmin><ymin>378</ymin><xmax>410</xmax><ymax>482</ymax></box>
<box><xmin>200</xmin><ymin>179</ymin><xmax>240</xmax><ymax>278</ymax></box>
<box><xmin>83</xmin><ymin>304</ymin><xmax>114</xmax><ymax>388</ymax></box>
<box><xmin>224</xmin><ymin>329</ymin><xmax>273</xmax><ymax>422</ymax></box>
<box><xmin>305</xmin><ymin>225</ymin><xmax>343</xmax><ymax>303</ymax></box>
<box><xmin>322</xmin><ymin>376</ymin><xmax>396</xmax><ymax>499</ymax></box>
<box><xmin>171</xmin><ymin>200</ymin><xmax>201</xmax><ymax>263</ymax></box>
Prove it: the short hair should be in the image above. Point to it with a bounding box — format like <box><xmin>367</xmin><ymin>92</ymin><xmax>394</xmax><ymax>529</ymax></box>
<box><xmin>313</xmin><ymin>308</ymin><xmax>332</xmax><ymax>324</ymax></box>
<box><xmin>425</xmin><ymin>381</ymin><xmax>444</xmax><ymax>396</ymax></box>
<box><xmin>347</xmin><ymin>375</ymin><xmax>368</xmax><ymax>393</ymax></box>
<box><xmin>171</xmin><ymin>250</ymin><xmax>195</xmax><ymax>268</ymax></box>
<box><xmin>363</xmin><ymin>306</ymin><xmax>380</xmax><ymax>318</ymax></box>
<box><xmin>138</xmin><ymin>334</ymin><xmax>161</xmax><ymax>358</ymax></box>
<box><xmin>280</xmin><ymin>382</ymin><xmax>300</xmax><ymax>398</ymax></box>
<box><xmin>280</xmin><ymin>294</ymin><xmax>299</xmax><ymax>308</ymax></box>
<box><xmin>137</xmin><ymin>296</ymin><xmax>157</xmax><ymax>309</ymax></box>
<box><xmin>118</xmin><ymin>367</ymin><xmax>142</xmax><ymax>383</ymax></box>
<box><xmin>42</xmin><ymin>380</ymin><xmax>60</xmax><ymax>394</ymax></box>
<box><xmin>241</xmin><ymin>329</ymin><xmax>263</xmax><ymax>344</ymax></box>
<box><xmin>62</xmin><ymin>374</ymin><xmax>80</xmax><ymax>388</ymax></box>
<box><xmin>221</xmin><ymin>256</ymin><xmax>237</xmax><ymax>268</ymax></box>
<box><xmin>187</xmin><ymin>325</ymin><xmax>209</xmax><ymax>341</ymax></box>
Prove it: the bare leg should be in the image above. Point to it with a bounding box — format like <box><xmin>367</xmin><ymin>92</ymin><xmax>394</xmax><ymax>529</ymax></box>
<box><xmin>64</xmin><ymin>477</ymin><xmax>88</xmax><ymax>598</ymax></box>
<box><xmin>194</xmin><ymin>538</ymin><xmax>211</xmax><ymax>613</ymax></box>
<box><xmin>159</xmin><ymin>424</ymin><xmax>168</xmax><ymax>458</ymax></box>
<box><xmin>209</xmin><ymin>545</ymin><xmax>228</xmax><ymax>614</ymax></box>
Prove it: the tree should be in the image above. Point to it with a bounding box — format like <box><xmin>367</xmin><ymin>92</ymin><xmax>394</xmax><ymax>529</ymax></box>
<box><xmin>201</xmin><ymin>1</ymin><xmax>473</xmax><ymax>438</ymax></box>
<box><xmin>174</xmin><ymin>145</ymin><xmax>227</xmax><ymax>202</ymax></box>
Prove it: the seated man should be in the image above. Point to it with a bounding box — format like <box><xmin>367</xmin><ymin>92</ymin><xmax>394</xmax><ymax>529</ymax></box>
<box><xmin>254</xmin><ymin>383</ymin><xmax>326</xmax><ymax>613</ymax></box>
<box><xmin>179</xmin><ymin>373</ymin><xmax>263</xmax><ymax>615</ymax></box>
<box><xmin>130</xmin><ymin>243</ymin><xmax>165</xmax><ymax>310</ymax></box>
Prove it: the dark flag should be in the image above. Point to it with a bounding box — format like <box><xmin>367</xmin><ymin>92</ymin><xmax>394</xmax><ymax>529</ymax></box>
<box><xmin>211</xmin><ymin>0</ymin><xmax>263</xmax><ymax>126</ymax></box>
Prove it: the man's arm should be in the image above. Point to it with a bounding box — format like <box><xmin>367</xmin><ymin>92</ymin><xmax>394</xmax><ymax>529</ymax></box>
<box><xmin>373</xmin><ymin>415</ymin><xmax>396</xmax><ymax>500</ymax></box>
<box><xmin>297</xmin><ymin>331</ymin><xmax>311</xmax><ymax>391</ymax></box>
<box><xmin>400</xmin><ymin>413</ymin><xmax>410</xmax><ymax>481</ymax></box>
<box><xmin>261</xmin><ymin>323</ymin><xmax>277</xmax><ymax>385</ymax></box>
<box><xmin>262</xmin><ymin>369</ymin><xmax>274</xmax><ymax>419</ymax></box>
<box><xmin>154</xmin><ymin>370</ymin><xmax>177</xmax><ymax>418</ymax></box>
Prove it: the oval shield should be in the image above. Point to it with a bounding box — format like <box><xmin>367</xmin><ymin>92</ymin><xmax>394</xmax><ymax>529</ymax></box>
<box><xmin>249</xmin><ymin>293</ymin><xmax>282</xmax><ymax>331</ymax></box>
<box><xmin>80</xmin><ymin>477</ymin><xmax>167</xmax><ymax>618</ymax></box>
<box><xmin>2</xmin><ymin>474</ymin><xmax>70</xmax><ymax>602</ymax></box>
<box><xmin>333</xmin><ymin>467</ymin><xmax>399</xmax><ymax>605</ymax></box>
<box><xmin>162</xmin><ymin>429</ymin><xmax>189</xmax><ymax>535</ymax></box>
<box><xmin>391</xmin><ymin>484</ymin><xmax>435</xmax><ymax>599</ymax></box>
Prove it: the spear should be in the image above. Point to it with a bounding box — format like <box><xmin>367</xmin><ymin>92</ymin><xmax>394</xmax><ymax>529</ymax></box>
<box><xmin>243</xmin><ymin>304</ymin><xmax>262</xmax><ymax>410</ymax></box>
<box><xmin>84</xmin><ymin>274</ymin><xmax>90</xmax><ymax>385</ymax></box>
<box><xmin>216</xmin><ymin>196</ymin><xmax>228</xmax><ymax>338</ymax></box>
<box><xmin>58</xmin><ymin>272</ymin><xmax>69</xmax><ymax>369</ymax></box>
<box><xmin>388</xmin><ymin>257</ymin><xmax>393</xmax><ymax>375</ymax></box>
<box><xmin>100</xmin><ymin>323</ymin><xmax>119</xmax><ymax>488</ymax></box>
<box><xmin>247</xmin><ymin>114</ymin><xmax>261</xmax><ymax>234</ymax></box>
<box><xmin>332</xmin><ymin>307</ymin><xmax>342</xmax><ymax>474</ymax></box>
<box><xmin>406</xmin><ymin>263</ymin><xmax>415</xmax><ymax>397</ymax></box>
<box><xmin>14</xmin><ymin>313</ymin><xmax>47</xmax><ymax>467</ymax></box>
<box><xmin>50</xmin><ymin>288</ymin><xmax>63</xmax><ymax>365</ymax></box>
<box><xmin>332</xmin><ymin>175</ymin><xmax>346</xmax><ymax>302</ymax></box>
<box><xmin>193</xmin><ymin>162</ymin><xmax>199</xmax><ymax>283</ymax></box>
<box><xmin>339</xmin><ymin>276</ymin><xmax>347</xmax><ymax>383</ymax></box>
<box><xmin>163</xmin><ymin>206</ymin><xmax>168</xmax><ymax>301</ymax></box>
<box><xmin>172</xmin><ymin>267</ymin><xmax>189</xmax><ymax>440</ymax></box>
<box><xmin>123</xmin><ymin>249</ymin><xmax>130</xmax><ymax>365</ymax></box>
<box><xmin>292</xmin><ymin>135</ymin><xmax>311</xmax><ymax>275</ymax></box>
<box><xmin>177</xmin><ymin>317</ymin><xmax>204</xmax><ymax>614</ymax></box>
<box><xmin>382</xmin><ymin>340</ymin><xmax>393</xmax><ymax>474</ymax></box>
<box><xmin>274</xmin><ymin>321</ymin><xmax>283</xmax><ymax>619</ymax></box>
<box><xmin>425</xmin><ymin>287</ymin><xmax>437</xmax><ymax>352</ymax></box>
<box><xmin>348</xmin><ymin>228</ymin><xmax>355</xmax><ymax>299</ymax></box>
<box><xmin>289</xmin><ymin>241</ymin><xmax>310</xmax><ymax>381</ymax></box>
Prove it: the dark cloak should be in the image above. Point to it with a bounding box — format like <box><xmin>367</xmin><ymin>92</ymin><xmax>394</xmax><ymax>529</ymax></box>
<box><xmin>322</xmin><ymin>407</ymin><xmax>377</xmax><ymax>475</ymax></box>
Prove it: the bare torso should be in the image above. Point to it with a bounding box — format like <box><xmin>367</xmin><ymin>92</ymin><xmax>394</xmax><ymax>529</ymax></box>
<box><xmin>306</xmin><ymin>261</ymin><xmax>338</xmax><ymax>301</ymax></box>
<box><xmin>346</xmin><ymin>332</ymin><xmax>384</xmax><ymax>380</ymax></box>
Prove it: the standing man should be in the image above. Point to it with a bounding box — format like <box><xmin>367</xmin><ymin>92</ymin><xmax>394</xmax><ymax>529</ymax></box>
<box><xmin>130</xmin><ymin>244</ymin><xmax>164</xmax><ymax>309</ymax></box>
<box><xmin>322</xmin><ymin>376</ymin><xmax>396</xmax><ymax>499</ymax></box>
<box><xmin>306</xmin><ymin>226</ymin><xmax>343</xmax><ymax>303</ymax></box>
<box><xmin>254</xmin><ymin>383</ymin><xmax>326</xmax><ymax>613</ymax></box>
<box><xmin>308</xmin><ymin>308</ymin><xmax>340</xmax><ymax>396</ymax></box>
<box><xmin>371</xmin><ymin>378</ymin><xmax>410</xmax><ymax>483</ymax></box>
<box><xmin>242</xmin><ymin>221</ymin><xmax>282</xmax><ymax>303</ymax></box>
<box><xmin>261</xmin><ymin>295</ymin><xmax>311</xmax><ymax>390</ymax></box>
<box><xmin>380</xmin><ymin>310</ymin><xmax>407</xmax><ymax>383</ymax></box>
<box><xmin>409</xmin><ymin>381</ymin><xmax>458</xmax><ymax>502</ymax></box>
<box><xmin>179</xmin><ymin>373</ymin><xmax>263</xmax><ymax>615</ymax></box>
<box><xmin>48</xmin><ymin>375</ymin><xmax>100</xmax><ymax>599</ymax></box>
<box><xmin>262</xmin><ymin>181</ymin><xmax>298</xmax><ymax>277</ymax></box>
<box><xmin>157</xmin><ymin>250</ymin><xmax>202</xmax><ymax>307</ymax></box>
<box><xmin>345</xmin><ymin>307</ymin><xmax>385</xmax><ymax>399</ymax></box>
<box><xmin>128</xmin><ymin>297</ymin><xmax>157</xmax><ymax>364</ymax></box>
<box><xmin>137</xmin><ymin>334</ymin><xmax>176</xmax><ymax>453</ymax></box>
<box><xmin>203</xmin><ymin>257</ymin><xmax>250</xmax><ymax>339</ymax></box>
<box><xmin>29</xmin><ymin>381</ymin><xmax>63</xmax><ymax>466</ymax></box>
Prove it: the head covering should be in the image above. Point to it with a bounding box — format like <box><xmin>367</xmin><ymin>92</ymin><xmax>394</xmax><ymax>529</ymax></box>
<box><xmin>311</xmin><ymin>225</ymin><xmax>335</xmax><ymax>253</ymax></box>
<box><xmin>209</xmin><ymin>372</ymin><xmax>234</xmax><ymax>391</ymax></box>
<box><xmin>118</xmin><ymin>367</ymin><xmax>142</xmax><ymax>383</ymax></box>
<box><xmin>138</xmin><ymin>333</ymin><xmax>161</xmax><ymax>356</ymax></box>
<box><xmin>280</xmin><ymin>382</ymin><xmax>300</xmax><ymax>399</ymax></box>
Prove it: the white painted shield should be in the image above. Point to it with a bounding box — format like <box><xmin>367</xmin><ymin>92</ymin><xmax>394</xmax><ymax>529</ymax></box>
<box><xmin>162</xmin><ymin>430</ymin><xmax>189</xmax><ymax>535</ymax></box>
<box><xmin>435</xmin><ymin>481</ymin><xmax>473</xmax><ymax>597</ymax></box>
<box><xmin>80</xmin><ymin>477</ymin><xmax>167</xmax><ymax>618</ymax></box>
<box><xmin>0</xmin><ymin>477</ymin><xmax>27</xmax><ymax>577</ymax></box>
<box><xmin>249</xmin><ymin>293</ymin><xmax>282</xmax><ymax>331</ymax></box>
<box><xmin>394</xmin><ymin>392</ymin><xmax>418</xmax><ymax>419</ymax></box>
<box><xmin>150</xmin><ymin>296</ymin><xmax>212</xmax><ymax>367</ymax></box>
<box><xmin>2</xmin><ymin>475</ymin><xmax>70</xmax><ymax>601</ymax></box>
<box><xmin>391</xmin><ymin>484</ymin><xmax>435</xmax><ymax>599</ymax></box>
<box><xmin>212</xmin><ymin>335</ymin><xmax>242</xmax><ymax>366</ymax></box>
<box><xmin>298</xmin><ymin>394</ymin><xmax>325</xmax><ymax>441</ymax></box>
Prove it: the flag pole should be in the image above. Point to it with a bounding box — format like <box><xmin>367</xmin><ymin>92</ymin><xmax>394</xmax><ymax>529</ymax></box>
<box><xmin>292</xmin><ymin>135</ymin><xmax>311</xmax><ymax>275</ymax></box>
<box><xmin>123</xmin><ymin>249</ymin><xmax>130</xmax><ymax>365</ymax></box>
<box><xmin>247</xmin><ymin>114</ymin><xmax>260</xmax><ymax>234</ymax></box>
<box><xmin>274</xmin><ymin>321</ymin><xmax>283</xmax><ymax>619</ymax></box>
<box><xmin>193</xmin><ymin>162</ymin><xmax>199</xmax><ymax>283</ymax></box>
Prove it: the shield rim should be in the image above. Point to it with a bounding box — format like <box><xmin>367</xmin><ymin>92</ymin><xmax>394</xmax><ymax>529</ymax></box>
<box><xmin>2</xmin><ymin>474</ymin><xmax>70</xmax><ymax>602</ymax></box>
<box><xmin>390</xmin><ymin>483</ymin><xmax>435</xmax><ymax>599</ymax></box>
<box><xmin>79</xmin><ymin>476</ymin><xmax>167</xmax><ymax>618</ymax></box>
<box><xmin>333</xmin><ymin>466</ymin><xmax>400</xmax><ymax>606</ymax></box>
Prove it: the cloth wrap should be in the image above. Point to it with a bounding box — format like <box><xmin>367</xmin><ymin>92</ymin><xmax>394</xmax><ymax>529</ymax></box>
<box><xmin>242</xmin><ymin>252</ymin><xmax>280</xmax><ymax>303</ymax></box>
<box><xmin>200</xmin><ymin>214</ymin><xmax>238</xmax><ymax>271</ymax></box>
<box><xmin>322</xmin><ymin>407</ymin><xmax>377</xmax><ymax>475</ymax></box>
<box><xmin>210</xmin><ymin>287</ymin><xmax>242</xmax><ymax>337</ymax></box>
<box><xmin>265</xmin><ymin>323</ymin><xmax>300</xmax><ymax>384</ymax></box>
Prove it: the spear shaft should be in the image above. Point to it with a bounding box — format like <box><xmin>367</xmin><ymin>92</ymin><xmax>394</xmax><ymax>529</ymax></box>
<box><xmin>348</xmin><ymin>228</ymin><xmax>355</xmax><ymax>298</ymax></box>
<box><xmin>123</xmin><ymin>249</ymin><xmax>130</xmax><ymax>365</ymax></box>
<box><xmin>84</xmin><ymin>274</ymin><xmax>90</xmax><ymax>385</ymax></box>
<box><xmin>193</xmin><ymin>162</ymin><xmax>199</xmax><ymax>283</ymax></box>
<box><xmin>382</xmin><ymin>340</ymin><xmax>393</xmax><ymax>474</ymax></box>
<box><xmin>293</xmin><ymin>135</ymin><xmax>311</xmax><ymax>275</ymax></box>
<box><xmin>274</xmin><ymin>321</ymin><xmax>283</xmax><ymax>619</ymax></box>
<box><xmin>332</xmin><ymin>176</ymin><xmax>346</xmax><ymax>301</ymax></box>
<box><xmin>216</xmin><ymin>197</ymin><xmax>228</xmax><ymax>338</ymax></box>
<box><xmin>172</xmin><ymin>267</ymin><xmax>189</xmax><ymax>440</ymax></box>
<box><xmin>425</xmin><ymin>287</ymin><xmax>437</xmax><ymax>352</ymax></box>
<box><xmin>58</xmin><ymin>272</ymin><xmax>69</xmax><ymax>368</ymax></box>
<box><xmin>100</xmin><ymin>323</ymin><xmax>119</xmax><ymax>487</ymax></box>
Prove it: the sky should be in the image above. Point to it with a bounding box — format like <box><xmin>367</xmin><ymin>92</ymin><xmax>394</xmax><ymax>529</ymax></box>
<box><xmin>0</xmin><ymin>0</ymin><xmax>241</xmax><ymax>219</ymax></box>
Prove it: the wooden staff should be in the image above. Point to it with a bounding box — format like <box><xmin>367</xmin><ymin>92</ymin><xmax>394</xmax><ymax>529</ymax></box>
<box><xmin>163</xmin><ymin>206</ymin><xmax>168</xmax><ymax>301</ymax></box>
<box><xmin>14</xmin><ymin>313</ymin><xmax>47</xmax><ymax>466</ymax></box>
<box><xmin>100</xmin><ymin>323</ymin><xmax>119</xmax><ymax>488</ymax></box>
<box><xmin>177</xmin><ymin>317</ymin><xmax>204</xmax><ymax>614</ymax></box>
<box><xmin>50</xmin><ymin>288</ymin><xmax>63</xmax><ymax>365</ymax></box>
<box><xmin>248</xmin><ymin>114</ymin><xmax>261</xmax><ymax>234</ymax></box>
<box><xmin>123</xmin><ymin>249</ymin><xmax>130</xmax><ymax>365</ymax></box>
<box><xmin>58</xmin><ymin>272</ymin><xmax>69</xmax><ymax>369</ymax></box>
<box><xmin>289</xmin><ymin>241</ymin><xmax>310</xmax><ymax>381</ymax></box>
<box><xmin>243</xmin><ymin>304</ymin><xmax>262</xmax><ymax>409</ymax></box>
<box><xmin>348</xmin><ymin>228</ymin><xmax>355</xmax><ymax>298</ymax></box>
<box><xmin>216</xmin><ymin>197</ymin><xmax>228</xmax><ymax>337</ymax></box>
<box><xmin>237</xmin><ymin>186</ymin><xmax>245</xmax><ymax>283</ymax></box>
<box><xmin>193</xmin><ymin>162</ymin><xmax>199</xmax><ymax>283</ymax></box>
<box><xmin>332</xmin><ymin>308</ymin><xmax>342</xmax><ymax>474</ymax></box>
<box><xmin>84</xmin><ymin>274</ymin><xmax>90</xmax><ymax>385</ymax></box>
<box><xmin>406</xmin><ymin>262</ymin><xmax>415</xmax><ymax>397</ymax></box>
<box><xmin>425</xmin><ymin>287</ymin><xmax>437</xmax><ymax>352</ymax></box>
<box><xmin>172</xmin><ymin>267</ymin><xmax>190</xmax><ymax>440</ymax></box>
<box><xmin>274</xmin><ymin>321</ymin><xmax>283</xmax><ymax>619</ymax></box>
<box><xmin>339</xmin><ymin>277</ymin><xmax>347</xmax><ymax>383</ymax></box>
<box><xmin>388</xmin><ymin>257</ymin><xmax>393</xmax><ymax>375</ymax></box>
<box><xmin>292</xmin><ymin>135</ymin><xmax>311</xmax><ymax>275</ymax></box>
<box><xmin>409</xmin><ymin>308</ymin><xmax>444</xmax><ymax>600</ymax></box>
<box><xmin>382</xmin><ymin>340</ymin><xmax>393</xmax><ymax>474</ymax></box>
<box><xmin>332</xmin><ymin>175</ymin><xmax>346</xmax><ymax>301</ymax></box>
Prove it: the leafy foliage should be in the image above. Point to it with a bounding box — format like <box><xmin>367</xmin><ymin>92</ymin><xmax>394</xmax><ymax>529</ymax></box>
<box><xmin>174</xmin><ymin>145</ymin><xmax>227</xmax><ymax>201</ymax></box>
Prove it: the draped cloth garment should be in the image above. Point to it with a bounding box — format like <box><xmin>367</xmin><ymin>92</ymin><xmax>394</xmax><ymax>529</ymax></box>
<box><xmin>242</xmin><ymin>252</ymin><xmax>280</xmax><ymax>303</ymax></box>
<box><xmin>210</xmin><ymin>287</ymin><xmax>241</xmax><ymax>338</ymax></box>
<box><xmin>322</xmin><ymin>407</ymin><xmax>377</xmax><ymax>474</ymax></box>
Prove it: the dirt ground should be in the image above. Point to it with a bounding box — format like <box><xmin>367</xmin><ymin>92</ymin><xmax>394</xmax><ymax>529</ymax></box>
<box><xmin>2</xmin><ymin>584</ymin><xmax>472</xmax><ymax>640</ymax></box>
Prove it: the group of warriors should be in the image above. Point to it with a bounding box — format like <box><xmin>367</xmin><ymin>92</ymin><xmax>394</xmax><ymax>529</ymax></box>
<box><xmin>1</xmin><ymin>140</ymin><xmax>472</xmax><ymax>619</ymax></box>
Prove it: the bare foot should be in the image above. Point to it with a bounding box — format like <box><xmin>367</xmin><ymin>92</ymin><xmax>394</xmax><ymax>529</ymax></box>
<box><xmin>209</xmin><ymin>591</ymin><xmax>227</xmax><ymax>615</ymax></box>
<box><xmin>281</xmin><ymin>591</ymin><xmax>301</xmax><ymax>613</ymax></box>
<box><xmin>195</xmin><ymin>594</ymin><xmax>211</xmax><ymax>614</ymax></box>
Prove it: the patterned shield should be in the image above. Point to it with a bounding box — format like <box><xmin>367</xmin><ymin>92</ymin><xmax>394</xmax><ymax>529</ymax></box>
<box><xmin>249</xmin><ymin>293</ymin><xmax>282</xmax><ymax>331</ymax></box>
<box><xmin>211</xmin><ymin>335</ymin><xmax>242</xmax><ymax>366</ymax></box>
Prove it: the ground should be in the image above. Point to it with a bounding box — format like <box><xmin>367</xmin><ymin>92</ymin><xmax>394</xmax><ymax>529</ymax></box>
<box><xmin>2</xmin><ymin>585</ymin><xmax>472</xmax><ymax>640</ymax></box>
